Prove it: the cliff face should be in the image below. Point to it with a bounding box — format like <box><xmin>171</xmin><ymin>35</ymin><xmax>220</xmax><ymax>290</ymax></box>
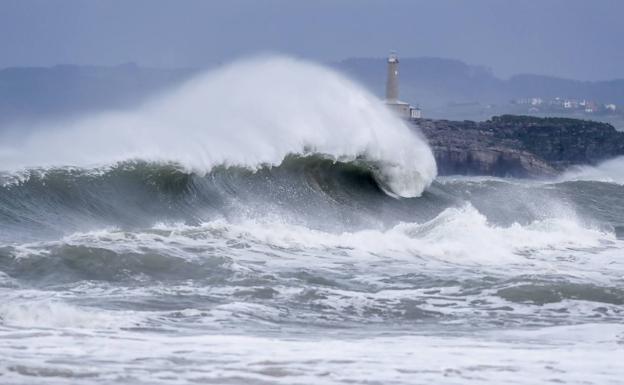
<box><xmin>416</xmin><ymin>115</ymin><xmax>624</xmax><ymax>177</ymax></box>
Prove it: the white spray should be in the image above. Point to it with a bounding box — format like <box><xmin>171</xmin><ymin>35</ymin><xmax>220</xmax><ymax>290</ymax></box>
<box><xmin>560</xmin><ymin>156</ymin><xmax>624</xmax><ymax>185</ymax></box>
<box><xmin>0</xmin><ymin>56</ymin><xmax>437</xmax><ymax>197</ymax></box>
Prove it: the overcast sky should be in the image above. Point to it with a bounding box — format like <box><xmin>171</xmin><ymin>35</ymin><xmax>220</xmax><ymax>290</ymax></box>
<box><xmin>1</xmin><ymin>0</ymin><xmax>622</xmax><ymax>80</ymax></box>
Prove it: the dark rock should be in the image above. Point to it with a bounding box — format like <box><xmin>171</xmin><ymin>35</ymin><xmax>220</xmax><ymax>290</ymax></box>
<box><xmin>414</xmin><ymin>115</ymin><xmax>624</xmax><ymax>177</ymax></box>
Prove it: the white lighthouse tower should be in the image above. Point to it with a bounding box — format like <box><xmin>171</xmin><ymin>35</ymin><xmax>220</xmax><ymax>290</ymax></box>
<box><xmin>384</xmin><ymin>52</ymin><xmax>421</xmax><ymax>119</ymax></box>
<box><xmin>386</xmin><ymin>52</ymin><xmax>400</xmax><ymax>102</ymax></box>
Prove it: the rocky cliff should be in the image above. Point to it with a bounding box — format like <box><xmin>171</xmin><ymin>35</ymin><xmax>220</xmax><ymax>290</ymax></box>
<box><xmin>415</xmin><ymin>115</ymin><xmax>624</xmax><ymax>177</ymax></box>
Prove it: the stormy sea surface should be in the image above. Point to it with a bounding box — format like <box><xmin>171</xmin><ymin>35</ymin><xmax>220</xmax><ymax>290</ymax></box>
<box><xmin>1</xmin><ymin>57</ymin><xmax>623</xmax><ymax>385</ymax></box>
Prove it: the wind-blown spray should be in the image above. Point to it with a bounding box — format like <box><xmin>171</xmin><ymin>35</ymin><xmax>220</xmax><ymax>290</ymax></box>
<box><xmin>0</xmin><ymin>56</ymin><xmax>437</xmax><ymax>197</ymax></box>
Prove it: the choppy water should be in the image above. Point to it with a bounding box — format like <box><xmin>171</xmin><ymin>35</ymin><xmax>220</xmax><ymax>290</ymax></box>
<box><xmin>1</xmin><ymin>56</ymin><xmax>623</xmax><ymax>384</ymax></box>
<box><xmin>0</xmin><ymin>158</ymin><xmax>623</xmax><ymax>385</ymax></box>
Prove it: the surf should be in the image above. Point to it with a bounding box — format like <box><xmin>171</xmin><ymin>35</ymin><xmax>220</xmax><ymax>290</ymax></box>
<box><xmin>0</xmin><ymin>56</ymin><xmax>437</xmax><ymax>198</ymax></box>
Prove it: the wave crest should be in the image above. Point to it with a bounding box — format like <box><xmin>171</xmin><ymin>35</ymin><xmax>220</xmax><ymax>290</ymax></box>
<box><xmin>0</xmin><ymin>56</ymin><xmax>436</xmax><ymax>197</ymax></box>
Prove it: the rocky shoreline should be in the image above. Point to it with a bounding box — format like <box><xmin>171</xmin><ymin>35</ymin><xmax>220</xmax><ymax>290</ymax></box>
<box><xmin>415</xmin><ymin>115</ymin><xmax>624</xmax><ymax>177</ymax></box>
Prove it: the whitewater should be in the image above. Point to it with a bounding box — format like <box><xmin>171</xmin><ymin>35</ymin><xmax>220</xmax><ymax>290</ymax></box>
<box><xmin>0</xmin><ymin>57</ymin><xmax>623</xmax><ymax>385</ymax></box>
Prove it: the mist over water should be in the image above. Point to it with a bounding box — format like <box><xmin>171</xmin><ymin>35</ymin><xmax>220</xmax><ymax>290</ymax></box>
<box><xmin>560</xmin><ymin>156</ymin><xmax>624</xmax><ymax>185</ymax></box>
<box><xmin>1</xmin><ymin>57</ymin><xmax>623</xmax><ymax>385</ymax></box>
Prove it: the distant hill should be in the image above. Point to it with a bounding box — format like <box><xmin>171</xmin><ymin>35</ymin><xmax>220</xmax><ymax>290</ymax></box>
<box><xmin>0</xmin><ymin>63</ymin><xmax>196</xmax><ymax>128</ymax></box>
<box><xmin>506</xmin><ymin>74</ymin><xmax>624</xmax><ymax>104</ymax></box>
<box><xmin>332</xmin><ymin>57</ymin><xmax>624</xmax><ymax>107</ymax></box>
<box><xmin>332</xmin><ymin>57</ymin><xmax>505</xmax><ymax>108</ymax></box>
<box><xmin>1</xmin><ymin>58</ymin><xmax>623</xmax><ymax>131</ymax></box>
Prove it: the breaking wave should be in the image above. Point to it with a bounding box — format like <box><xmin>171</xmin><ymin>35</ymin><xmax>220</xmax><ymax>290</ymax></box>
<box><xmin>0</xmin><ymin>156</ymin><xmax>431</xmax><ymax>241</ymax></box>
<box><xmin>1</xmin><ymin>195</ymin><xmax>619</xmax><ymax>285</ymax></box>
<box><xmin>0</xmin><ymin>56</ymin><xmax>436</xmax><ymax>198</ymax></box>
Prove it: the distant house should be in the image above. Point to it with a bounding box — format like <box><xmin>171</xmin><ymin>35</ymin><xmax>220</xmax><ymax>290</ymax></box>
<box><xmin>605</xmin><ymin>104</ymin><xmax>617</xmax><ymax>112</ymax></box>
<box><xmin>551</xmin><ymin>97</ymin><xmax>564</xmax><ymax>107</ymax></box>
<box><xmin>585</xmin><ymin>101</ymin><xmax>598</xmax><ymax>113</ymax></box>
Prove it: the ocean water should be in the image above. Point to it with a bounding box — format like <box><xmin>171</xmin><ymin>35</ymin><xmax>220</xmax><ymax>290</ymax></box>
<box><xmin>0</xmin><ymin>57</ymin><xmax>623</xmax><ymax>385</ymax></box>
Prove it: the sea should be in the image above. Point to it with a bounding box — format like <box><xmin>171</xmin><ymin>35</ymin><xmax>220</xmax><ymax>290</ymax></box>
<box><xmin>0</xmin><ymin>57</ymin><xmax>622</xmax><ymax>385</ymax></box>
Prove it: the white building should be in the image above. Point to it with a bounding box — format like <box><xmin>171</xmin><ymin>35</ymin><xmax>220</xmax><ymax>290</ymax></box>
<box><xmin>384</xmin><ymin>52</ymin><xmax>421</xmax><ymax>120</ymax></box>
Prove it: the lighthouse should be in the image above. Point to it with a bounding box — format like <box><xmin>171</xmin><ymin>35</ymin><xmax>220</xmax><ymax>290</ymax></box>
<box><xmin>384</xmin><ymin>52</ymin><xmax>421</xmax><ymax>119</ymax></box>
<box><xmin>386</xmin><ymin>52</ymin><xmax>400</xmax><ymax>102</ymax></box>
